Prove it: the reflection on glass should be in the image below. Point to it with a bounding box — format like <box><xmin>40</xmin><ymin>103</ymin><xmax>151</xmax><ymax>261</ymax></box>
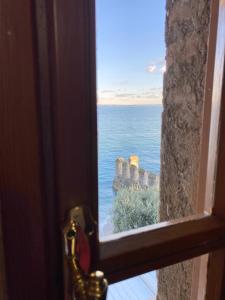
<box><xmin>107</xmin><ymin>256</ymin><xmax>206</xmax><ymax>300</ymax></box>
<box><xmin>96</xmin><ymin>0</ymin><xmax>166</xmax><ymax>237</ymax></box>
<box><xmin>108</xmin><ymin>271</ymin><xmax>157</xmax><ymax>300</ymax></box>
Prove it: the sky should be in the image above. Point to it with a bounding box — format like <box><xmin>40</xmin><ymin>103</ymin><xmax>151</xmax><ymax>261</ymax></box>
<box><xmin>96</xmin><ymin>0</ymin><xmax>166</xmax><ymax>105</ymax></box>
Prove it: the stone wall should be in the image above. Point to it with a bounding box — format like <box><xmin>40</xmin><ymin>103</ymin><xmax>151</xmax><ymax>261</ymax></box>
<box><xmin>113</xmin><ymin>157</ymin><xmax>159</xmax><ymax>192</ymax></box>
<box><xmin>158</xmin><ymin>0</ymin><xmax>210</xmax><ymax>299</ymax></box>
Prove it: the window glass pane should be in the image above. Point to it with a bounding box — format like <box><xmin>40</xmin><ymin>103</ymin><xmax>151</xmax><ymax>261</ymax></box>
<box><xmin>96</xmin><ymin>0</ymin><xmax>211</xmax><ymax>238</ymax></box>
<box><xmin>108</xmin><ymin>271</ymin><xmax>157</xmax><ymax>300</ymax></box>
<box><xmin>96</xmin><ymin>0</ymin><xmax>165</xmax><ymax>238</ymax></box>
<box><xmin>107</xmin><ymin>256</ymin><xmax>207</xmax><ymax>300</ymax></box>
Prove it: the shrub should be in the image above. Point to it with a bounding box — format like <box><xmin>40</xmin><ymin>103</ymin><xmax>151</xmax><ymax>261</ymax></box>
<box><xmin>112</xmin><ymin>186</ymin><xmax>159</xmax><ymax>233</ymax></box>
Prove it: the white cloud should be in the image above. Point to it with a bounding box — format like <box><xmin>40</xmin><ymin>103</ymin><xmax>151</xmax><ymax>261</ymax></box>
<box><xmin>146</xmin><ymin>64</ymin><xmax>157</xmax><ymax>73</ymax></box>
<box><xmin>97</xmin><ymin>88</ymin><xmax>162</xmax><ymax>105</ymax></box>
<box><xmin>101</xmin><ymin>90</ymin><xmax>114</xmax><ymax>94</ymax></box>
<box><xmin>146</xmin><ymin>60</ymin><xmax>166</xmax><ymax>74</ymax></box>
<box><xmin>160</xmin><ymin>65</ymin><xmax>166</xmax><ymax>73</ymax></box>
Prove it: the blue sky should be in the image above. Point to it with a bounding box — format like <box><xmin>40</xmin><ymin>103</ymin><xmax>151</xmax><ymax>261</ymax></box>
<box><xmin>96</xmin><ymin>0</ymin><xmax>166</xmax><ymax>105</ymax></box>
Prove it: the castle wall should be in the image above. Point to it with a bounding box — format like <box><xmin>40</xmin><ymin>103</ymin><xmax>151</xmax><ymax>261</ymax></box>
<box><xmin>115</xmin><ymin>157</ymin><xmax>124</xmax><ymax>177</ymax></box>
<box><xmin>113</xmin><ymin>157</ymin><xmax>159</xmax><ymax>192</ymax></box>
<box><xmin>130</xmin><ymin>165</ymin><xmax>139</xmax><ymax>183</ymax></box>
<box><xmin>122</xmin><ymin>161</ymin><xmax>130</xmax><ymax>180</ymax></box>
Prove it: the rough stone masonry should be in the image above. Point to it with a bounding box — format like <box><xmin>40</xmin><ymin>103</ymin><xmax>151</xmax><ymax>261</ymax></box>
<box><xmin>158</xmin><ymin>0</ymin><xmax>210</xmax><ymax>299</ymax></box>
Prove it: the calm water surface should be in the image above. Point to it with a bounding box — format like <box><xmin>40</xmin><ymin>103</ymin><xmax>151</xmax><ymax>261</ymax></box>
<box><xmin>97</xmin><ymin>105</ymin><xmax>162</xmax><ymax>235</ymax></box>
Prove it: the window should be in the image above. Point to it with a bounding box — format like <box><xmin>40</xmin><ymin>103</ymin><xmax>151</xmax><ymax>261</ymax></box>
<box><xmin>50</xmin><ymin>0</ymin><xmax>225</xmax><ymax>298</ymax></box>
<box><xmin>35</xmin><ymin>0</ymin><xmax>225</xmax><ymax>298</ymax></box>
<box><xmin>2</xmin><ymin>0</ymin><xmax>225</xmax><ymax>299</ymax></box>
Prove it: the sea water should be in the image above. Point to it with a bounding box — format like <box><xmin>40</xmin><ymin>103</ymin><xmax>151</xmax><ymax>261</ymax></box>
<box><xmin>97</xmin><ymin>105</ymin><xmax>162</xmax><ymax>236</ymax></box>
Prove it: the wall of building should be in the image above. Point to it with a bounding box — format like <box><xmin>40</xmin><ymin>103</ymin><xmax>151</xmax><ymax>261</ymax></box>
<box><xmin>158</xmin><ymin>0</ymin><xmax>210</xmax><ymax>299</ymax></box>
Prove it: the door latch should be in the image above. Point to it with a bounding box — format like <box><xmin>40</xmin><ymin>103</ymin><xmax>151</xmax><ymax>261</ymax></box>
<box><xmin>64</xmin><ymin>206</ymin><xmax>108</xmax><ymax>300</ymax></box>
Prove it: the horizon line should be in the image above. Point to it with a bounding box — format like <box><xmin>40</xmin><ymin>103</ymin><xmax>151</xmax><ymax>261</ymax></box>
<box><xmin>97</xmin><ymin>103</ymin><xmax>162</xmax><ymax>106</ymax></box>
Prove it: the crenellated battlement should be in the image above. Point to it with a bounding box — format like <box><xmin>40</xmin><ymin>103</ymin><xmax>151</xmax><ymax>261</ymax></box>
<box><xmin>113</xmin><ymin>156</ymin><xmax>159</xmax><ymax>192</ymax></box>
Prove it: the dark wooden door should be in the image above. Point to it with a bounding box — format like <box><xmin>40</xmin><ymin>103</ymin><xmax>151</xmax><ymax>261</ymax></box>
<box><xmin>1</xmin><ymin>0</ymin><xmax>97</xmax><ymax>299</ymax></box>
<box><xmin>0</xmin><ymin>1</ymin><xmax>63</xmax><ymax>299</ymax></box>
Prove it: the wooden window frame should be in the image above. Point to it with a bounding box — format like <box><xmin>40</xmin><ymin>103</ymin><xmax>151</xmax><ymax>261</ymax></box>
<box><xmin>45</xmin><ymin>0</ymin><xmax>225</xmax><ymax>297</ymax></box>
<box><xmin>1</xmin><ymin>0</ymin><xmax>225</xmax><ymax>299</ymax></box>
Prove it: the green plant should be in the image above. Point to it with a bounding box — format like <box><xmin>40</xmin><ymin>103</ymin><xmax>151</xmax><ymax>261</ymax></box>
<box><xmin>112</xmin><ymin>186</ymin><xmax>159</xmax><ymax>233</ymax></box>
